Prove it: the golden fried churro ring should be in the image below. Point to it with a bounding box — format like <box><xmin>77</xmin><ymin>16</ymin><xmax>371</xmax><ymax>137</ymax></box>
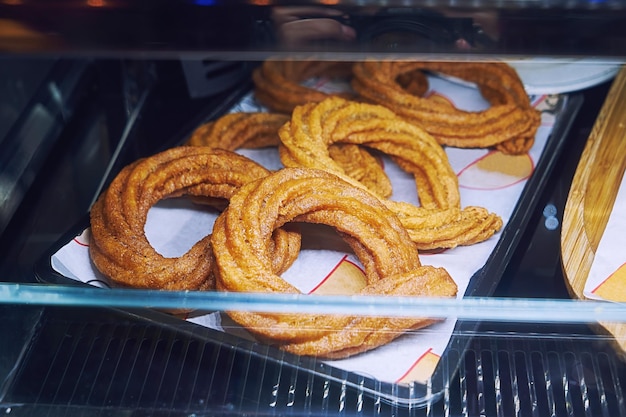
<box><xmin>89</xmin><ymin>146</ymin><xmax>301</xmax><ymax>291</ymax></box>
<box><xmin>211</xmin><ymin>167</ymin><xmax>457</xmax><ymax>358</ymax></box>
<box><xmin>352</xmin><ymin>61</ymin><xmax>541</xmax><ymax>154</ymax></box>
<box><xmin>278</xmin><ymin>96</ymin><xmax>503</xmax><ymax>250</ymax></box>
<box><xmin>187</xmin><ymin>112</ymin><xmax>289</xmax><ymax>149</ymax></box>
<box><xmin>187</xmin><ymin>111</ymin><xmax>393</xmax><ymax>198</ymax></box>
<box><xmin>252</xmin><ymin>60</ymin><xmax>354</xmax><ymax>113</ymax></box>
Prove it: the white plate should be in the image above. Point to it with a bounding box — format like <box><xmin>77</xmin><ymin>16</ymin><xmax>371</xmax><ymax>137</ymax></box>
<box><xmin>507</xmin><ymin>59</ymin><xmax>622</xmax><ymax>95</ymax></box>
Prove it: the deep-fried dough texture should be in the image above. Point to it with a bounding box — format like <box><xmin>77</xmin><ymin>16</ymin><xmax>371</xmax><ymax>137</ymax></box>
<box><xmin>211</xmin><ymin>167</ymin><xmax>458</xmax><ymax>358</ymax></box>
<box><xmin>328</xmin><ymin>143</ymin><xmax>393</xmax><ymax>198</ymax></box>
<box><xmin>278</xmin><ymin>96</ymin><xmax>503</xmax><ymax>250</ymax></box>
<box><xmin>253</xmin><ymin>60</ymin><xmax>354</xmax><ymax>113</ymax></box>
<box><xmin>352</xmin><ymin>61</ymin><xmax>541</xmax><ymax>154</ymax></box>
<box><xmin>187</xmin><ymin>112</ymin><xmax>393</xmax><ymax>198</ymax></box>
<box><xmin>187</xmin><ymin>112</ymin><xmax>289</xmax><ymax>149</ymax></box>
<box><xmin>89</xmin><ymin>147</ymin><xmax>301</xmax><ymax>291</ymax></box>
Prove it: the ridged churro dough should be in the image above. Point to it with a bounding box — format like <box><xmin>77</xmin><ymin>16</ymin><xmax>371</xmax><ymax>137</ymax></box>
<box><xmin>352</xmin><ymin>61</ymin><xmax>541</xmax><ymax>154</ymax></box>
<box><xmin>89</xmin><ymin>147</ymin><xmax>300</xmax><ymax>291</ymax></box>
<box><xmin>252</xmin><ymin>59</ymin><xmax>354</xmax><ymax>114</ymax></box>
<box><xmin>211</xmin><ymin>167</ymin><xmax>458</xmax><ymax>358</ymax></box>
<box><xmin>278</xmin><ymin>96</ymin><xmax>503</xmax><ymax>250</ymax></box>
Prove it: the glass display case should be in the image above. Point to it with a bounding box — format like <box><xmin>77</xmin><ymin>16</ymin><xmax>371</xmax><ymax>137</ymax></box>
<box><xmin>1</xmin><ymin>1</ymin><xmax>626</xmax><ymax>416</ymax></box>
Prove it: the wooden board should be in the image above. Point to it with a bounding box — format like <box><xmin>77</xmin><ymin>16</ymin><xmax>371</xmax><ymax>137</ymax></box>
<box><xmin>561</xmin><ymin>66</ymin><xmax>626</xmax><ymax>355</ymax></box>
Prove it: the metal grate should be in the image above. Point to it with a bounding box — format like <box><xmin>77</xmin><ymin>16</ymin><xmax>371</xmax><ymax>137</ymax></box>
<box><xmin>2</xmin><ymin>308</ymin><xmax>626</xmax><ymax>416</ymax></box>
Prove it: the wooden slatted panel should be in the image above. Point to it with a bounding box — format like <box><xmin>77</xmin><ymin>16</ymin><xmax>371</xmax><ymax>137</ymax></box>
<box><xmin>561</xmin><ymin>65</ymin><xmax>626</xmax><ymax>355</ymax></box>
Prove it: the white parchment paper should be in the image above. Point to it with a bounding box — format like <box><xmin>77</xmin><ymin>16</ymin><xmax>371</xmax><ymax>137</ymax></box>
<box><xmin>584</xmin><ymin>174</ymin><xmax>626</xmax><ymax>302</ymax></box>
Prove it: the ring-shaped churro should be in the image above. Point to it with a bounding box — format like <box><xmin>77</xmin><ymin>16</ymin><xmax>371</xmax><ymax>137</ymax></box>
<box><xmin>253</xmin><ymin>60</ymin><xmax>354</xmax><ymax>113</ymax></box>
<box><xmin>278</xmin><ymin>96</ymin><xmax>503</xmax><ymax>250</ymax></box>
<box><xmin>211</xmin><ymin>167</ymin><xmax>457</xmax><ymax>358</ymax></box>
<box><xmin>187</xmin><ymin>112</ymin><xmax>290</xmax><ymax>149</ymax></box>
<box><xmin>187</xmin><ymin>111</ymin><xmax>393</xmax><ymax>198</ymax></box>
<box><xmin>352</xmin><ymin>61</ymin><xmax>541</xmax><ymax>154</ymax></box>
<box><xmin>89</xmin><ymin>146</ymin><xmax>301</xmax><ymax>291</ymax></box>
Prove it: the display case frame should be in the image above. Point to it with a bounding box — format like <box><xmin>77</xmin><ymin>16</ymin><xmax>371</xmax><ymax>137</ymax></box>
<box><xmin>2</xmin><ymin>1</ymin><xmax>626</xmax><ymax>416</ymax></box>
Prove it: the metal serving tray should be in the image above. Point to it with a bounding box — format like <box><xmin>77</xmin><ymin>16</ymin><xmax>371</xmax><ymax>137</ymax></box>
<box><xmin>32</xmin><ymin>81</ymin><xmax>582</xmax><ymax>407</ymax></box>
